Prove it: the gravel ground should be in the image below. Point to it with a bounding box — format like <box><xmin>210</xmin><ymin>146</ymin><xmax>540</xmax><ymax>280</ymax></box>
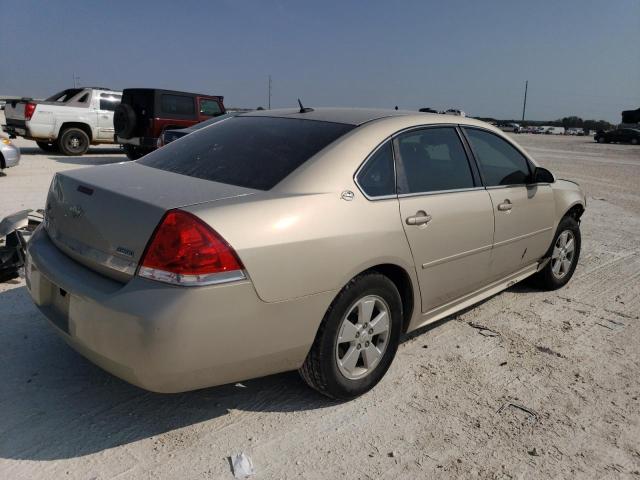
<box><xmin>1</xmin><ymin>122</ymin><xmax>639</xmax><ymax>479</ymax></box>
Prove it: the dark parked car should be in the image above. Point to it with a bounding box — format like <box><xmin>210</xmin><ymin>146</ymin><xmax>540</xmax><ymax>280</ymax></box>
<box><xmin>159</xmin><ymin>113</ymin><xmax>237</xmax><ymax>147</ymax></box>
<box><xmin>594</xmin><ymin>128</ymin><xmax>640</xmax><ymax>145</ymax></box>
<box><xmin>114</xmin><ymin>88</ymin><xmax>226</xmax><ymax>159</ymax></box>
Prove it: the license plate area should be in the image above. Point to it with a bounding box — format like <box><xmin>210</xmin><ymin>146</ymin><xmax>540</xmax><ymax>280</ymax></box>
<box><xmin>42</xmin><ymin>284</ymin><xmax>71</xmax><ymax>334</ymax></box>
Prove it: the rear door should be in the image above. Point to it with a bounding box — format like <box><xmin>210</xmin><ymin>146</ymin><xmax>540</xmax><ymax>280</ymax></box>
<box><xmin>463</xmin><ymin>127</ymin><xmax>555</xmax><ymax>281</ymax></box>
<box><xmin>96</xmin><ymin>93</ymin><xmax>121</xmax><ymax>140</ymax></box>
<box><xmin>395</xmin><ymin>126</ymin><xmax>495</xmax><ymax>312</ymax></box>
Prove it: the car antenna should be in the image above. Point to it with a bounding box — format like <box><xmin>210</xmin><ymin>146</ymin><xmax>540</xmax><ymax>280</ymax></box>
<box><xmin>298</xmin><ymin>98</ymin><xmax>314</xmax><ymax>113</ymax></box>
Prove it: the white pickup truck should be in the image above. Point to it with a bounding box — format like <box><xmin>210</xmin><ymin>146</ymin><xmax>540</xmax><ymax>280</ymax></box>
<box><xmin>2</xmin><ymin>87</ymin><xmax>122</xmax><ymax>155</ymax></box>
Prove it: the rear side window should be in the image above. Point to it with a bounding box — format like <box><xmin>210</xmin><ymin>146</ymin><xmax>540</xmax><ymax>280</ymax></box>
<box><xmin>200</xmin><ymin>99</ymin><xmax>222</xmax><ymax>116</ymax></box>
<box><xmin>396</xmin><ymin>127</ymin><xmax>475</xmax><ymax>194</ymax></box>
<box><xmin>357</xmin><ymin>141</ymin><xmax>395</xmax><ymax>197</ymax></box>
<box><xmin>464</xmin><ymin>128</ymin><xmax>531</xmax><ymax>186</ymax></box>
<box><xmin>46</xmin><ymin>89</ymin><xmax>83</xmax><ymax>102</ymax></box>
<box><xmin>99</xmin><ymin>94</ymin><xmax>122</xmax><ymax>111</ymax></box>
<box><xmin>161</xmin><ymin>94</ymin><xmax>195</xmax><ymax>115</ymax></box>
<box><xmin>139</xmin><ymin>117</ymin><xmax>355</xmax><ymax>190</ymax></box>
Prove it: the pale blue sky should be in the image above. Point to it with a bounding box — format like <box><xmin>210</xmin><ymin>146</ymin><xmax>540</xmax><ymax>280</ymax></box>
<box><xmin>1</xmin><ymin>0</ymin><xmax>638</xmax><ymax>122</ymax></box>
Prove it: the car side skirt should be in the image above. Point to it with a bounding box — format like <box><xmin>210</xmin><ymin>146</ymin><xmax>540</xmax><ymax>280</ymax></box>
<box><xmin>408</xmin><ymin>261</ymin><xmax>540</xmax><ymax>332</ymax></box>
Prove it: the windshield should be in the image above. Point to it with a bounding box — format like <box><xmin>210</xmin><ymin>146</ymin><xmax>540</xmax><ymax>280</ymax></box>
<box><xmin>139</xmin><ymin>116</ymin><xmax>355</xmax><ymax>190</ymax></box>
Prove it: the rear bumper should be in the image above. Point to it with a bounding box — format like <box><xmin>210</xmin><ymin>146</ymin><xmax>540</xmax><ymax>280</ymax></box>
<box><xmin>2</xmin><ymin>123</ymin><xmax>28</xmax><ymax>138</ymax></box>
<box><xmin>26</xmin><ymin>227</ymin><xmax>333</xmax><ymax>392</ymax></box>
<box><xmin>0</xmin><ymin>143</ymin><xmax>20</xmax><ymax>168</ymax></box>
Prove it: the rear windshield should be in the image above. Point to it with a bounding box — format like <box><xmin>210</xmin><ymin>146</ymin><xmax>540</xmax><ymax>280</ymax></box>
<box><xmin>138</xmin><ymin>116</ymin><xmax>355</xmax><ymax>190</ymax></box>
<box><xmin>46</xmin><ymin>89</ymin><xmax>84</xmax><ymax>102</ymax></box>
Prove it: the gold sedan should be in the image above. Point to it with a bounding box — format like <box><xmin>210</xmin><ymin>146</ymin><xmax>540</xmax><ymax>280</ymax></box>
<box><xmin>26</xmin><ymin>108</ymin><xmax>585</xmax><ymax>399</ymax></box>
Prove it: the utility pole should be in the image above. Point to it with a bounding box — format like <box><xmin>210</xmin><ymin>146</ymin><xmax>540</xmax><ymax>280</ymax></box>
<box><xmin>268</xmin><ymin>75</ymin><xmax>272</xmax><ymax>110</ymax></box>
<box><xmin>521</xmin><ymin>80</ymin><xmax>528</xmax><ymax>122</ymax></box>
<box><xmin>72</xmin><ymin>73</ymin><xmax>80</xmax><ymax>88</ymax></box>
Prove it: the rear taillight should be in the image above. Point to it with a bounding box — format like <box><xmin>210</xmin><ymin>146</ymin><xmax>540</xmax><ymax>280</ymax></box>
<box><xmin>24</xmin><ymin>102</ymin><xmax>36</xmax><ymax>121</ymax></box>
<box><xmin>138</xmin><ymin>210</ymin><xmax>245</xmax><ymax>286</ymax></box>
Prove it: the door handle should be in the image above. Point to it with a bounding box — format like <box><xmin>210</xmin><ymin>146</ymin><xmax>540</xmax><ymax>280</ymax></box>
<box><xmin>497</xmin><ymin>199</ymin><xmax>513</xmax><ymax>211</ymax></box>
<box><xmin>406</xmin><ymin>211</ymin><xmax>432</xmax><ymax>226</ymax></box>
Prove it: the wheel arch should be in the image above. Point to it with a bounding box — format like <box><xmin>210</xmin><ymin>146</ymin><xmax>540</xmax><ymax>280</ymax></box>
<box><xmin>59</xmin><ymin>122</ymin><xmax>93</xmax><ymax>141</ymax></box>
<box><xmin>0</xmin><ymin>152</ymin><xmax>5</xmax><ymax>169</ymax></box>
<box><xmin>563</xmin><ymin>202</ymin><xmax>585</xmax><ymax>222</ymax></box>
<box><xmin>356</xmin><ymin>263</ymin><xmax>416</xmax><ymax>334</ymax></box>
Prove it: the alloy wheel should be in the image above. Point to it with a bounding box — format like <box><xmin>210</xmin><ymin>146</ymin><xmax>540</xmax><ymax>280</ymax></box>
<box><xmin>551</xmin><ymin>230</ymin><xmax>576</xmax><ymax>279</ymax></box>
<box><xmin>335</xmin><ymin>295</ymin><xmax>390</xmax><ymax>380</ymax></box>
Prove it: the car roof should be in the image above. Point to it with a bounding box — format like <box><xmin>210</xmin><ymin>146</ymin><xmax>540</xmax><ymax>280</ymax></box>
<box><xmin>239</xmin><ymin>107</ymin><xmax>497</xmax><ymax>130</ymax></box>
<box><xmin>123</xmin><ymin>88</ymin><xmax>222</xmax><ymax>99</ymax></box>
<box><xmin>239</xmin><ymin>108</ymin><xmax>418</xmax><ymax>125</ymax></box>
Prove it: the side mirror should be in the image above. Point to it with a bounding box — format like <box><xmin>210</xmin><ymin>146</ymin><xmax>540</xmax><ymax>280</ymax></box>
<box><xmin>531</xmin><ymin>167</ymin><xmax>555</xmax><ymax>184</ymax></box>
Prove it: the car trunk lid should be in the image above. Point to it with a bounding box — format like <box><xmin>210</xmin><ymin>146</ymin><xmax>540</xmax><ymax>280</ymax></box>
<box><xmin>44</xmin><ymin>162</ymin><xmax>256</xmax><ymax>283</ymax></box>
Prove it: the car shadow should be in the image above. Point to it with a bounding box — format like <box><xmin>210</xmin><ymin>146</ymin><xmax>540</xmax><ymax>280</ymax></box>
<box><xmin>19</xmin><ymin>147</ymin><xmax>123</xmax><ymax>156</ymax></box>
<box><xmin>0</xmin><ymin>285</ymin><xmax>337</xmax><ymax>461</ymax></box>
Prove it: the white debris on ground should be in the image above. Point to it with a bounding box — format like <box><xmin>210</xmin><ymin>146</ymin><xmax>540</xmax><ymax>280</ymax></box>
<box><xmin>230</xmin><ymin>452</ymin><xmax>255</xmax><ymax>479</ymax></box>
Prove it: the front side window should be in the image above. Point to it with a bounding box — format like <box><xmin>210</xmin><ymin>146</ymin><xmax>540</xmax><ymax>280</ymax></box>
<box><xmin>139</xmin><ymin>116</ymin><xmax>355</xmax><ymax>190</ymax></box>
<box><xmin>161</xmin><ymin>94</ymin><xmax>195</xmax><ymax>115</ymax></box>
<box><xmin>464</xmin><ymin>128</ymin><xmax>531</xmax><ymax>186</ymax></box>
<box><xmin>357</xmin><ymin>141</ymin><xmax>395</xmax><ymax>197</ymax></box>
<box><xmin>395</xmin><ymin>127</ymin><xmax>475</xmax><ymax>194</ymax></box>
<box><xmin>200</xmin><ymin>99</ymin><xmax>222</xmax><ymax>116</ymax></box>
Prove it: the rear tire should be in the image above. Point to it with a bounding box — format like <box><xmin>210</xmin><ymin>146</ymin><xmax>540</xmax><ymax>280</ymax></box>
<box><xmin>534</xmin><ymin>216</ymin><xmax>581</xmax><ymax>290</ymax></box>
<box><xmin>58</xmin><ymin>128</ymin><xmax>89</xmax><ymax>156</ymax></box>
<box><xmin>123</xmin><ymin>144</ymin><xmax>149</xmax><ymax>160</ymax></box>
<box><xmin>299</xmin><ymin>272</ymin><xmax>403</xmax><ymax>400</ymax></box>
<box><xmin>631</xmin><ymin>138</ymin><xmax>638</xmax><ymax>145</ymax></box>
<box><xmin>36</xmin><ymin>141</ymin><xmax>59</xmax><ymax>153</ymax></box>
<box><xmin>597</xmin><ymin>137</ymin><xmax>605</xmax><ymax>143</ymax></box>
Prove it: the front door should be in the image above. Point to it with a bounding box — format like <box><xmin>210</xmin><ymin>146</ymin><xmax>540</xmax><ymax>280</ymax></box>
<box><xmin>463</xmin><ymin>127</ymin><xmax>555</xmax><ymax>280</ymax></box>
<box><xmin>395</xmin><ymin>127</ymin><xmax>495</xmax><ymax>312</ymax></box>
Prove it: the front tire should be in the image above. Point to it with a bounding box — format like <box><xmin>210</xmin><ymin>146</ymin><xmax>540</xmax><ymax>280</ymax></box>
<box><xmin>299</xmin><ymin>272</ymin><xmax>403</xmax><ymax>400</ymax></box>
<box><xmin>58</xmin><ymin>128</ymin><xmax>89</xmax><ymax>156</ymax></box>
<box><xmin>534</xmin><ymin>216</ymin><xmax>581</xmax><ymax>290</ymax></box>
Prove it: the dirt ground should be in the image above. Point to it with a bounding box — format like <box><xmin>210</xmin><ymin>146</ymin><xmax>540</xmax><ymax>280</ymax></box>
<box><xmin>1</xmin><ymin>122</ymin><xmax>639</xmax><ymax>479</ymax></box>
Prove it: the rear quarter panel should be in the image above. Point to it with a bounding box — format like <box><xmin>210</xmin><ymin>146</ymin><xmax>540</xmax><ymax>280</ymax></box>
<box><xmin>186</xmin><ymin>192</ymin><xmax>417</xmax><ymax>303</ymax></box>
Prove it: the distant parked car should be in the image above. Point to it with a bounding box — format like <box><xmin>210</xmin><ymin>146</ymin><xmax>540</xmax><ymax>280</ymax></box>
<box><xmin>444</xmin><ymin>108</ymin><xmax>466</xmax><ymax>117</ymax></box>
<box><xmin>2</xmin><ymin>87</ymin><xmax>122</xmax><ymax>155</ymax></box>
<box><xmin>159</xmin><ymin>113</ymin><xmax>237</xmax><ymax>147</ymax></box>
<box><xmin>594</xmin><ymin>128</ymin><xmax>640</xmax><ymax>145</ymax></box>
<box><xmin>0</xmin><ymin>137</ymin><xmax>20</xmax><ymax>171</ymax></box>
<box><xmin>545</xmin><ymin>127</ymin><xmax>565</xmax><ymax>135</ymax></box>
<box><xmin>114</xmin><ymin>88</ymin><xmax>226</xmax><ymax>160</ymax></box>
<box><xmin>498</xmin><ymin>123</ymin><xmax>521</xmax><ymax>133</ymax></box>
<box><xmin>418</xmin><ymin>107</ymin><xmax>439</xmax><ymax>114</ymax></box>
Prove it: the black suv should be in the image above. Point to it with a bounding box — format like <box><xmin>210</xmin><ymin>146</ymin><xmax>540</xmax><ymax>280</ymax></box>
<box><xmin>114</xmin><ymin>88</ymin><xmax>225</xmax><ymax>159</ymax></box>
<box><xmin>594</xmin><ymin>128</ymin><xmax>640</xmax><ymax>145</ymax></box>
